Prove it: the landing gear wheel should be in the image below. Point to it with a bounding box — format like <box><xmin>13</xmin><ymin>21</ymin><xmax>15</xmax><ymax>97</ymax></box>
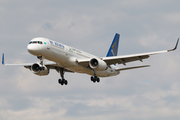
<box><xmin>61</xmin><ymin>81</ymin><xmax>64</xmax><ymax>85</ymax></box>
<box><xmin>93</xmin><ymin>79</ymin><xmax>96</xmax><ymax>83</ymax></box>
<box><xmin>90</xmin><ymin>76</ymin><xmax>100</xmax><ymax>83</ymax></box>
<box><xmin>58</xmin><ymin>79</ymin><xmax>61</xmax><ymax>84</ymax></box>
<box><xmin>58</xmin><ymin>79</ymin><xmax>64</xmax><ymax>85</ymax></box>
<box><xmin>64</xmin><ymin>80</ymin><xmax>68</xmax><ymax>85</ymax></box>
<box><xmin>97</xmin><ymin>78</ymin><xmax>100</xmax><ymax>82</ymax></box>
<box><xmin>58</xmin><ymin>79</ymin><xmax>68</xmax><ymax>85</ymax></box>
<box><xmin>91</xmin><ymin>76</ymin><xmax>94</xmax><ymax>81</ymax></box>
<box><xmin>62</xmin><ymin>79</ymin><xmax>65</xmax><ymax>85</ymax></box>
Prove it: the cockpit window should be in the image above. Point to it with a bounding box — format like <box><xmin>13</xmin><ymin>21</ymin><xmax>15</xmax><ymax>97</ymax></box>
<box><xmin>29</xmin><ymin>41</ymin><xmax>43</xmax><ymax>44</ymax></box>
<box><xmin>38</xmin><ymin>41</ymin><xmax>43</xmax><ymax>44</ymax></box>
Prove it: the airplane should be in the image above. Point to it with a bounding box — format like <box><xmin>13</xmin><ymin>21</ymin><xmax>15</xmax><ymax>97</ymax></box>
<box><xmin>2</xmin><ymin>33</ymin><xmax>179</xmax><ymax>85</ymax></box>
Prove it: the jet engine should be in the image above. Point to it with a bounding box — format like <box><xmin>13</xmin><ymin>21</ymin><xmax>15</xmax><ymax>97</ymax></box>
<box><xmin>89</xmin><ymin>58</ymin><xmax>108</xmax><ymax>71</ymax></box>
<box><xmin>31</xmin><ymin>63</ymin><xmax>49</xmax><ymax>76</ymax></box>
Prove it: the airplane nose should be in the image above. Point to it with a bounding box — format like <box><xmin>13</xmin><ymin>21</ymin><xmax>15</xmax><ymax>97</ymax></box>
<box><xmin>27</xmin><ymin>44</ymin><xmax>39</xmax><ymax>55</ymax></box>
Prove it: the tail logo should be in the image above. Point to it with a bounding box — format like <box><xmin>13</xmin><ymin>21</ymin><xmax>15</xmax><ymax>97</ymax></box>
<box><xmin>111</xmin><ymin>41</ymin><xmax>117</xmax><ymax>56</ymax></box>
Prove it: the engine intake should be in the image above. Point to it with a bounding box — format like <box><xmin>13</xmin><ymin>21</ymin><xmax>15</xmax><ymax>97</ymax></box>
<box><xmin>31</xmin><ymin>63</ymin><xmax>49</xmax><ymax>76</ymax></box>
<box><xmin>89</xmin><ymin>58</ymin><xmax>108</xmax><ymax>71</ymax></box>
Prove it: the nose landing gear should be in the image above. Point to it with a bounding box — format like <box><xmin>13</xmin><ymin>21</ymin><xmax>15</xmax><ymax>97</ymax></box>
<box><xmin>37</xmin><ymin>56</ymin><xmax>45</xmax><ymax>70</ymax></box>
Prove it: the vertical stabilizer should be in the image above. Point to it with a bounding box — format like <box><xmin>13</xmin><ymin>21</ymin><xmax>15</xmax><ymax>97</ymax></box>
<box><xmin>106</xmin><ymin>33</ymin><xmax>120</xmax><ymax>57</ymax></box>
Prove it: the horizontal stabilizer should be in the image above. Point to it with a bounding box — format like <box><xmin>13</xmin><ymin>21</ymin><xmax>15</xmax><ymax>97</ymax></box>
<box><xmin>115</xmin><ymin>65</ymin><xmax>150</xmax><ymax>71</ymax></box>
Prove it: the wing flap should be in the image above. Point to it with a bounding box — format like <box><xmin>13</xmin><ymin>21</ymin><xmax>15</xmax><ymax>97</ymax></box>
<box><xmin>116</xmin><ymin>65</ymin><xmax>150</xmax><ymax>71</ymax></box>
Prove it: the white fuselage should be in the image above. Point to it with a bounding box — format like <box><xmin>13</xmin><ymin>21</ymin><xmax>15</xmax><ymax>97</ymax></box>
<box><xmin>27</xmin><ymin>37</ymin><xmax>120</xmax><ymax>77</ymax></box>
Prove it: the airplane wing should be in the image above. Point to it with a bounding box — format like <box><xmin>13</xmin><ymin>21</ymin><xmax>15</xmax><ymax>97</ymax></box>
<box><xmin>77</xmin><ymin>38</ymin><xmax>179</xmax><ymax>66</ymax></box>
<box><xmin>102</xmin><ymin>38</ymin><xmax>179</xmax><ymax>66</ymax></box>
<box><xmin>2</xmin><ymin>54</ymin><xmax>74</xmax><ymax>73</ymax></box>
<box><xmin>1</xmin><ymin>53</ymin><xmax>54</xmax><ymax>67</ymax></box>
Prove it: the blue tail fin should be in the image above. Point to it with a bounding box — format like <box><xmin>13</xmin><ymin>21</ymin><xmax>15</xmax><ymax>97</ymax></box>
<box><xmin>106</xmin><ymin>33</ymin><xmax>120</xmax><ymax>57</ymax></box>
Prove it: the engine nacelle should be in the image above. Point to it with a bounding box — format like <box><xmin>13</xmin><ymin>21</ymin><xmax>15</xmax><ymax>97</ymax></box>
<box><xmin>89</xmin><ymin>58</ymin><xmax>108</xmax><ymax>71</ymax></box>
<box><xmin>31</xmin><ymin>63</ymin><xmax>49</xmax><ymax>76</ymax></box>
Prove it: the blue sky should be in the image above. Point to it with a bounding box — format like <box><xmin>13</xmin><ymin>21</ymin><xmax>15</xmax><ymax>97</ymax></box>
<box><xmin>0</xmin><ymin>0</ymin><xmax>180</xmax><ymax>120</ymax></box>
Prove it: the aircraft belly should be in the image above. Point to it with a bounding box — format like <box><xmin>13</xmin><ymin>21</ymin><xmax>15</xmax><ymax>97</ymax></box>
<box><xmin>65</xmin><ymin>65</ymin><xmax>118</xmax><ymax>77</ymax></box>
<box><xmin>96</xmin><ymin>71</ymin><xmax>119</xmax><ymax>77</ymax></box>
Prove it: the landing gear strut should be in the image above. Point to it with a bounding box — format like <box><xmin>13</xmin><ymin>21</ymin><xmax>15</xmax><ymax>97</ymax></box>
<box><xmin>37</xmin><ymin>56</ymin><xmax>45</xmax><ymax>70</ymax></box>
<box><xmin>58</xmin><ymin>68</ymin><xmax>68</xmax><ymax>85</ymax></box>
<box><xmin>91</xmin><ymin>70</ymin><xmax>100</xmax><ymax>83</ymax></box>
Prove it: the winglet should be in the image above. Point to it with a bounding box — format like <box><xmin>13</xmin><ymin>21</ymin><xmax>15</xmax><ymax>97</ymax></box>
<box><xmin>2</xmin><ymin>53</ymin><xmax>4</xmax><ymax>65</ymax></box>
<box><xmin>168</xmin><ymin>38</ymin><xmax>179</xmax><ymax>52</ymax></box>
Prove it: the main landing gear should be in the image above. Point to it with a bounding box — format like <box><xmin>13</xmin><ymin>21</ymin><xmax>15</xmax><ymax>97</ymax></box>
<box><xmin>58</xmin><ymin>68</ymin><xmax>68</xmax><ymax>85</ymax></box>
<box><xmin>91</xmin><ymin>70</ymin><xmax>100</xmax><ymax>83</ymax></box>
